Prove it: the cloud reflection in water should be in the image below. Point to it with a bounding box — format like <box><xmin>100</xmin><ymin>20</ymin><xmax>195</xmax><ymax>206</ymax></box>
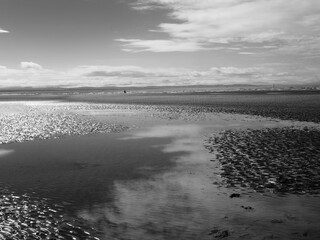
<box><xmin>78</xmin><ymin>125</ymin><xmax>220</xmax><ymax>239</ymax></box>
<box><xmin>0</xmin><ymin>149</ymin><xmax>14</xmax><ymax>158</ymax></box>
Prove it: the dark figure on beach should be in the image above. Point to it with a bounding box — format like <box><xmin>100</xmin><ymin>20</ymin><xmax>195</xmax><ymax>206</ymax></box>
<box><xmin>124</xmin><ymin>90</ymin><xmax>127</xmax><ymax>94</ymax></box>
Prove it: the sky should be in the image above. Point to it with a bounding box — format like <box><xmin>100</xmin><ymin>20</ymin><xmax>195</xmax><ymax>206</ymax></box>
<box><xmin>0</xmin><ymin>0</ymin><xmax>320</xmax><ymax>87</ymax></box>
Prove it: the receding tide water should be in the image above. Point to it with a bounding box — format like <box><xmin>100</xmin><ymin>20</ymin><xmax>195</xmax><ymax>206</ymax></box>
<box><xmin>1</xmin><ymin>104</ymin><xmax>320</xmax><ymax>239</ymax></box>
<box><xmin>0</xmin><ymin>124</ymin><xmax>219</xmax><ymax>239</ymax></box>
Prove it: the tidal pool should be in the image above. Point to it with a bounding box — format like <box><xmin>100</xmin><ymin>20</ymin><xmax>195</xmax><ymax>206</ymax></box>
<box><xmin>0</xmin><ymin>124</ymin><xmax>216</xmax><ymax>239</ymax></box>
<box><xmin>1</xmin><ymin>122</ymin><xmax>320</xmax><ymax>239</ymax></box>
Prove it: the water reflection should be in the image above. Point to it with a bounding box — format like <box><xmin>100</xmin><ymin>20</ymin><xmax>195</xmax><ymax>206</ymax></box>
<box><xmin>76</xmin><ymin>124</ymin><xmax>320</xmax><ymax>240</ymax></box>
<box><xmin>78</xmin><ymin>124</ymin><xmax>219</xmax><ymax>239</ymax></box>
<box><xmin>0</xmin><ymin>149</ymin><xmax>14</xmax><ymax>158</ymax></box>
<box><xmin>123</xmin><ymin>125</ymin><xmax>209</xmax><ymax>164</ymax></box>
<box><xmin>123</xmin><ymin>124</ymin><xmax>203</xmax><ymax>139</ymax></box>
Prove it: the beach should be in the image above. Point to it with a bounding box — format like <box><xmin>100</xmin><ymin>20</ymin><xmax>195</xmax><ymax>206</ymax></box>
<box><xmin>0</xmin><ymin>92</ymin><xmax>320</xmax><ymax>239</ymax></box>
<box><xmin>3</xmin><ymin>0</ymin><xmax>320</xmax><ymax>238</ymax></box>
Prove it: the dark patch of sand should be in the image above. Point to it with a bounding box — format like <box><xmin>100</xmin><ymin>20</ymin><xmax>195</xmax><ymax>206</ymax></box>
<box><xmin>205</xmin><ymin>127</ymin><xmax>320</xmax><ymax>194</ymax></box>
<box><xmin>67</xmin><ymin>92</ymin><xmax>320</xmax><ymax>123</ymax></box>
<box><xmin>2</xmin><ymin>92</ymin><xmax>320</xmax><ymax>122</ymax></box>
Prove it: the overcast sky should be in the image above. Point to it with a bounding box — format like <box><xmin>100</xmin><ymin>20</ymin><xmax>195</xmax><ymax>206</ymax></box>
<box><xmin>0</xmin><ymin>0</ymin><xmax>319</xmax><ymax>87</ymax></box>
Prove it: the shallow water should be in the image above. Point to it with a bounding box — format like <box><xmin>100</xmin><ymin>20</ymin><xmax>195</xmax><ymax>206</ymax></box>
<box><xmin>1</xmin><ymin>124</ymin><xmax>215</xmax><ymax>238</ymax></box>
<box><xmin>1</xmin><ymin>123</ymin><xmax>320</xmax><ymax>239</ymax></box>
<box><xmin>1</xmin><ymin>102</ymin><xmax>320</xmax><ymax>239</ymax></box>
<box><xmin>0</xmin><ymin>132</ymin><xmax>175</xmax><ymax>210</ymax></box>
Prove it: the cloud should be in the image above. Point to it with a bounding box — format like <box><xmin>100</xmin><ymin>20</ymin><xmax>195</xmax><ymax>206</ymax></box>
<box><xmin>121</xmin><ymin>0</ymin><xmax>320</xmax><ymax>55</ymax></box>
<box><xmin>20</xmin><ymin>62</ymin><xmax>43</xmax><ymax>70</ymax></box>
<box><xmin>0</xmin><ymin>28</ymin><xmax>9</xmax><ymax>33</ymax></box>
<box><xmin>0</xmin><ymin>63</ymin><xmax>316</xmax><ymax>88</ymax></box>
<box><xmin>267</xmin><ymin>35</ymin><xmax>320</xmax><ymax>58</ymax></box>
<box><xmin>86</xmin><ymin>70</ymin><xmax>147</xmax><ymax>78</ymax></box>
<box><xmin>238</xmin><ymin>52</ymin><xmax>256</xmax><ymax>55</ymax></box>
<box><xmin>116</xmin><ymin>38</ymin><xmax>205</xmax><ymax>52</ymax></box>
<box><xmin>210</xmin><ymin>67</ymin><xmax>267</xmax><ymax>76</ymax></box>
<box><xmin>70</xmin><ymin>65</ymin><xmax>310</xmax><ymax>86</ymax></box>
<box><xmin>79</xmin><ymin>65</ymin><xmax>188</xmax><ymax>78</ymax></box>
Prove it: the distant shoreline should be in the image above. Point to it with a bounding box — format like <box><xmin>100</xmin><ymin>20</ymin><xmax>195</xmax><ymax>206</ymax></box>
<box><xmin>0</xmin><ymin>89</ymin><xmax>319</xmax><ymax>99</ymax></box>
<box><xmin>1</xmin><ymin>91</ymin><xmax>320</xmax><ymax>123</ymax></box>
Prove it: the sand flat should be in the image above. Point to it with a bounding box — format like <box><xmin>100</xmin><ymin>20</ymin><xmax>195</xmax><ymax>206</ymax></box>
<box><xmin>0</xmin><ymin>97</ymin><xmax>319</xmax><ymax>239</ymax></box>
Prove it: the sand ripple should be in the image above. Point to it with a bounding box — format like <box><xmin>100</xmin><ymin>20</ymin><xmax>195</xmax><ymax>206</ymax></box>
<box><xmin>205</xmin><ymin>127</ymin><xmax>320</xmax><ymax>194</ymax></box>
<box><xmin>0</xmin><ymin>188</ymin><xmax>100</xmax><ymax>240</ymax></box>
<box><xmin>0</xmin><ymin>104</ymin><xmax>129</xmax><ymax>145</ymax></box>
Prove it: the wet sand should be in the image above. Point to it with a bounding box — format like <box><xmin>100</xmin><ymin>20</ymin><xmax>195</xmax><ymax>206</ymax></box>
<box><xmin>1</xmin><ymin>91</ymin><xmax>320</xmax><ymax>122</ymax></box>
<box><xmin>66</xmin><ymin>92</ymin><xmax>320</xmax><ymax>123</ymax></box>
<box><xmin>0</xmin><ymin>96</ymin><xmax>320</xmax><ymax>239</ymax></box>
<box><xmin>205</xmin><ymin>127</ymin><xmax>320</xmax><ymax>195</ymax></box>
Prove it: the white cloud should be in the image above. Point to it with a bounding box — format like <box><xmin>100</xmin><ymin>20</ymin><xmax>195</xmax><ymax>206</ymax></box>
<box><xmin>20</xmin><ymin>62</ymin><xmax>43</xmax><ymax>70</ymax></box>
<box><xmin>122</xmin><ymin>0</ymin><xmax>320</xmax><ymax>54</ymax></box>
<box><xmin>238</xmin><ymin>52</ymin><xmax>256</xmax><ymax>55</ymax></box>
<box><xmin>0</xmin><ymin>63</ymin><xmax>316</xmax><ymax>88</ymax></box>
<box><xmin>210</xmin><ymin>67</ymin><xmax>267</xmax><ymax>75</ymax></box>
<box><xmin>0</xmin><ymin>28</ymin><xmax>9</xmax><ymax>33</ymax></box>
<box><xmin>76</xmin><ymin>65</ymin><xmax>191</xmax><ymax>79</ymax></box>
<box><xmin>116</xmin><ymin>38</ymin><xmax>205</xmax><ymax>52</ymax></box>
